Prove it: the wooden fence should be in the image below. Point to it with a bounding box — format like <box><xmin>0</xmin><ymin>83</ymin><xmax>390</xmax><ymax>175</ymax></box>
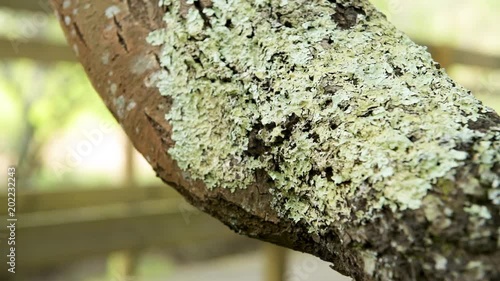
<box><xmin>0</xmin><ymin>185</ymin><xmax>250</xmax><ymax>278</ymax></box>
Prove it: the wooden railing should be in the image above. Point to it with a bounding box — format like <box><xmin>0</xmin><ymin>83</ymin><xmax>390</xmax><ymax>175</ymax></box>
<box><xmin>0</xmin><ymin>186</ymin><xmax>246</xmax><ymax>277</ymax></box>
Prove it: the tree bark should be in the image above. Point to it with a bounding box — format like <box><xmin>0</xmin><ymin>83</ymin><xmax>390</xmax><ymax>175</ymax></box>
<box><xmin>50</xmin><ymin>0</ymin><xmax>499</xmax><ymax>280</ymax></box>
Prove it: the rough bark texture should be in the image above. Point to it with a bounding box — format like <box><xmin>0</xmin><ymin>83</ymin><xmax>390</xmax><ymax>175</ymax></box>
<box><xmin>51</xmin><ymin>1</ymin><xmax>499</xmax><ymax>280</ymax></box>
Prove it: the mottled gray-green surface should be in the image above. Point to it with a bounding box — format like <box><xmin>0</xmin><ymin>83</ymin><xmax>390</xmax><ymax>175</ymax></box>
<box><xmin>148</xmin><ymin>0</ymin><xmax>498</xmax><ymax>230</ymax></box>
<box><xmin>147</xmin><ymin>0</ymin><xmax>499</xmax><ymax>280</ymax></box>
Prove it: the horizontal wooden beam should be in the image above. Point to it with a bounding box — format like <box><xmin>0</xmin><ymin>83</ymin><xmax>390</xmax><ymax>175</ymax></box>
<box><xmin>0</xmin><ymin>38</ymin><xmax>76</xmax><ymax>62</ymax></box>
<box><xmin>424</xmin><ymin>44</ymin><xmax>500</xmax><ymax>69</ymax></box>
<box><xmin>0</xmin><ymin>0</ymin><xmax>51</xmax><ymax>13</ymax></box>
<box><xmin>0</xmin><ymin>185</ymin><xmax>180</xmax><ymax>215</ymax></box>
<box><xmin>452</xmin><ymin>48</ymin><xmax>500</xmax><ymax>69</ymax></box>
<box><xmin>0</xmin><ymin>199</ymin><xmax>240</xmax><ymax>273</ymax></box>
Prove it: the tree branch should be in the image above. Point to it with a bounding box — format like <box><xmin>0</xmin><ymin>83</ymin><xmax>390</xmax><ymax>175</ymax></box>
<box><xmin>51</xmin><ymin>0</ymin><xmax>499</xmax><ymax>280</ymax></box>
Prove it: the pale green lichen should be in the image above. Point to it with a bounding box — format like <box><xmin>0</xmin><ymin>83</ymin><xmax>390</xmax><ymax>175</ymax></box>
<box><xmin>147</xmin><ymin>0</ymin><xmax>500</xmax><ymax>233</ymax></box>
<box><xmin>105</xmin><ymin>5</ymin><xmax>121</xmax><ymax>19</ymax></box>
<box><xmin>433</xmin><ymin>254</ymin><xmax>448</xmax><ymax>271</ymax></box>
<box><xmin>464</xmin><ymin>204</ymin><xmax>492</xmax><ymax>220</ymax></box>
<box><xmin>63</xmin><ymin>0</ymin><xmax>71</xmax><ymax>9</ymax></box>
<box><xmin>113</xmin><ymin>95</ymin><xmax>126</xmax><ymax>119</ymax></box>
<box><xmin>361</xmin><ymin>250</ymin><xmax>377</xmax><ymax>276</ymax></box>
<box><xmin>465</xmin><ymin>260</ymin><xmax>489</xmax><ymax>280</ymax></box>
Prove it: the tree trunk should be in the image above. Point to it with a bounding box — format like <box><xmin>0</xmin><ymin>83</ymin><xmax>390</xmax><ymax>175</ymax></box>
<box><xmin>50</xmin><ymin>0</ymin><xmax>499</xmax><ymax>280</ymax></box>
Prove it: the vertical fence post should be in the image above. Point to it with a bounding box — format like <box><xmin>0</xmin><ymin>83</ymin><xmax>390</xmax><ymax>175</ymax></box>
<box><xmin>108</xmin><ymin>139</ymin><xmax>140</xmax><ymax>280</ymax></box>
<box><xmin>264</xmin><ymin>243</ymin><xmax>287</xmax><ymax>281</ymax></box>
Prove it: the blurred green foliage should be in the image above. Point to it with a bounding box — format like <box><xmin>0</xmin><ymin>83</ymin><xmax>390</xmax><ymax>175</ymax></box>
<box><xmin>0</xmin><ymin>59</ymin><xmax>115</xmax><ymax>188</ymax></box>
<box><xmin>370</xmin><ymin>0</ymin><xmax>500</xmax><ymax>53</ymax></box>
